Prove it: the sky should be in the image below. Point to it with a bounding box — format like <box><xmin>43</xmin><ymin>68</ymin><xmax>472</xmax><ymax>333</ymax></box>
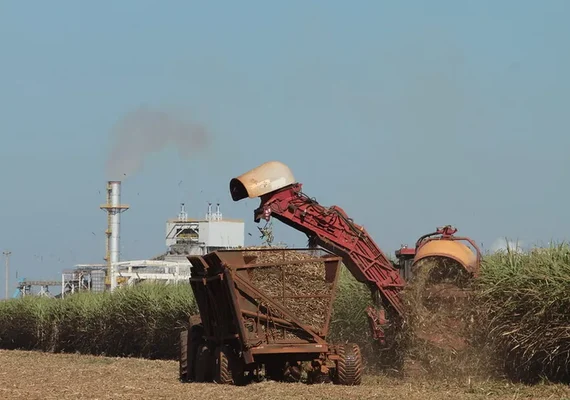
<box><xmin>0</xmin><ymin>0</ymin><xmax>569</xmax><ymax>298</ymax></box>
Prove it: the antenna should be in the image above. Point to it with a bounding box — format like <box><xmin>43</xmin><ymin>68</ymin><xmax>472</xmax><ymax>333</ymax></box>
<box><xmin>3</xmin><ymin>251</ymin><xmax>11</xmax><ymax>300</ymax></box>
<box><xmin>206</xmin><ymin>202</ymin><xmax>212</xmax><ymax>220</ymax></box>
<box><xmin>179</xmin><ymin>203</ymin><xmax>188</xmax><ymax>221</ymax></box>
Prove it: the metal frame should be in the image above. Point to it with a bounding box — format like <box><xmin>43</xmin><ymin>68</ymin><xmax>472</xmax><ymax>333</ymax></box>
<box><xmin>187</xmin><ymin>248</ymin><xmax>343</xmax><ymax>366</ymax></box>
<box><xmin>12</xmin><ymin>279</ymin><xmax>59</xmax><ymax>298</ymax></box>
<box><xmin>245</xmin><ymin>183</ymin><xmax>483</xmax><ymax>345</ymax></box>
<box><xmin>250</xmin><ymin>183</ymin><xmax>406</xmax><ymax>343</ymax></box>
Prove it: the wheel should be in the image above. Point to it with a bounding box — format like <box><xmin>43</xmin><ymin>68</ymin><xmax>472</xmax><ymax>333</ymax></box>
<box><xmin>214</xmin><ymin>345</ymin><xmax>246</xmax><ymax>385</ymax></box>
<box><xmin>179</xmin><ymin>330</ymin><xmax>190</xmax><ymax>382</ymax></box>
<box><xmin>282</xmin><ymin>362</ymin><xmax>302</xmax><ymax>383</ymax></box>
<box><xmin>214</xmin><ymin>345</ymin><xmax>233</xmax><ymax>384</ymax></box>
<box><xmin>195</xmin><ymin>344</ymin><xmax>214</xmax><ymax>382</ymax></box>
<box><xmin>334</xmin><ymin>343</ymin><xmax>363</xmax><ymax>386</ymax></box>
<box><xmin>187</xmin><ymin>324</ymin><xmax>204</xmax><ymax>381</ymax></box>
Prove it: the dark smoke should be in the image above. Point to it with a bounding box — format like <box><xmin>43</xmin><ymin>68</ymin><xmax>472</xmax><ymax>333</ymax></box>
<box><xmin>105</xmin><ymin>105</ymin><xmax>209</xmax><ymax>179</ymax></box>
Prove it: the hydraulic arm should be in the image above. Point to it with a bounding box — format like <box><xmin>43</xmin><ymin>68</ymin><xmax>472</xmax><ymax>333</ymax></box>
<box><xmin>253</xmin><ymin>184</ymin><xmax>405</xmax><ymax>342</ymax></box>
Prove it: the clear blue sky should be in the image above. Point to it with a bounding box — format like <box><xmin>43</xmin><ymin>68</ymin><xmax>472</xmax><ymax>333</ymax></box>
<box><xmin>1</xmin><ymin>0</ymin><xmax>569</xmax><ymax>297</ymax></box>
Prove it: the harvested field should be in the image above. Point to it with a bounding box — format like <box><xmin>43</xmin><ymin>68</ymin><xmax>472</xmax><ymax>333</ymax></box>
<box><xmin>1</xmin><ymin>349</ymin><xmax>568</xmax><ymax>400</ymax></box>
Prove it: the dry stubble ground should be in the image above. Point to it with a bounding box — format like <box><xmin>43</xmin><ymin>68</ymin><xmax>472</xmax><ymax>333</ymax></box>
<box><xmin>1</xmin><ymin>350</ymin><xmax>570</xmax><ymax>400</ymax></box>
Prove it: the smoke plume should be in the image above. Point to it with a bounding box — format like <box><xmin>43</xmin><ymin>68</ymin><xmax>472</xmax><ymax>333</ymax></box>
<box><xmin>105</xmin><ymin>105</ymin><xmax>209</xmax><ymax>179</ymax></box>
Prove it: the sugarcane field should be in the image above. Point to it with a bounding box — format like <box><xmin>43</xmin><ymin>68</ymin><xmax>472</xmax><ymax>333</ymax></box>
<box><xmin>3</xmin><ymin>246</ymin><xmax>570</xmax><ymax>399</ymax></box>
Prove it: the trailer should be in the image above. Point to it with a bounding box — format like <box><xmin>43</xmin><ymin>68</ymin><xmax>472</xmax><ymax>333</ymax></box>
<box><xmin>179</xmin><ymin>248</ymin><xmax>363</xmax><ymax>385</ymax></box>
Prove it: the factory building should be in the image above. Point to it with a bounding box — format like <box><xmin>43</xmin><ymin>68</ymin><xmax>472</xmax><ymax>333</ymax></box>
<box><xmin>14</xmin><ymin>181</ymin><xmax>245</xmax><ymax>298</ymax></box>
<box><xmin>162</xmin><ymin>202</ymin><xmax>245</xmax><ymax>261</ymax></box>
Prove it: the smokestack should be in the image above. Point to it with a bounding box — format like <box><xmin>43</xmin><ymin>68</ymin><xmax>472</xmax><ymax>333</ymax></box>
<box><xmin>109</xmin><ymin>181</ymin><xmax>121</xmax><ymax>288</ymax></box>
<box><xmin>100</xmin><ymin>181</ymin><xmax>129</xmax><ymax>292</ymax></box>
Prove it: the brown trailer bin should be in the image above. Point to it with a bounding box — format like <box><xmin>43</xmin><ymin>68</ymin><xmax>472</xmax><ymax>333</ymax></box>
<box><xmin>178</xmin><ymin>248</ymin><xmax>363</xmax><ymax>386</ymax></box>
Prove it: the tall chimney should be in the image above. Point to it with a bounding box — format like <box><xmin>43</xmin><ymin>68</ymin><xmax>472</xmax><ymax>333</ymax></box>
<box><xmin>100</xmin><ymin>181</ymin><xmax>129</xmax><ymax>292</ymax></box>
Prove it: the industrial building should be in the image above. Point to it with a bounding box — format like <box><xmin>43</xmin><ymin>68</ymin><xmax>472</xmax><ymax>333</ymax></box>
<box><xmin>13</xmin><ymin>181</ymin><xmax>245</xmax><ymax>298</ymax></box>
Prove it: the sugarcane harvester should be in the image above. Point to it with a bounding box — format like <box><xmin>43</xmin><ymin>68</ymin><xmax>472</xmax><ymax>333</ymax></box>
<box><xmin>178</xmin><ymin>161</ymin><xmax>482</xmax><ymax>386</ymax></box>
<box><xmin>229</xmin><ymin>161</ymin><xmax>481</xmax><ymax>348</ymax></box>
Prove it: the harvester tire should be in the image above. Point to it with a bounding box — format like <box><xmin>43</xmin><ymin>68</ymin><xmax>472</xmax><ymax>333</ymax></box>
<box><xmin>195</xmin><ymin>344</ymin><xmax>214</xmax><ymax>382</ymax></box>
<box><xmin>214</xmin><ymin>345</ymin><xmax>233</xmax><ymax>384</ymax></box>
<box><xmin>179</xmin><ymin>330</ymin><xmax>190</xmax><ymax>382</ymax></box>
<box><xmin>187</xmin><ymin>324</ymin><xmax>205</xmax><ymax>382</ymax></box>
<box><xmin>334</xmin><ymin>343</ymin><xmax>363</xmax><ymax>386</ymax></box>
<box><xmin>214</xmin><ymin>345</ymin><xmax>247</xmax><ymax>385</ymax></box>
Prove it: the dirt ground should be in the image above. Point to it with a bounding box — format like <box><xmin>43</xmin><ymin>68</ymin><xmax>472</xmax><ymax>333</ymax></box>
<box><xmin>1</xmin><ymin>350</ymin><xmax>569</xmax><ymax>400</ymax></box>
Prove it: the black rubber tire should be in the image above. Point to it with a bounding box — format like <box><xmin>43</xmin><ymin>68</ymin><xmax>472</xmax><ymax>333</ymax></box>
<box><xmin>214</xmin><ymin>346</ymin><xmax>232</xmax><ymax>384</ymax></box>
<box><xmin>195</xmin><ymin>344</ymin><xmax>214</xmax><ymax>382</ymax></box>
<box><xmin>179</xmin><ymin>330</ymin><xmax>189</xmax><ymax>382</ymax></box>
<box><xmin>334</xmin><ymin>343</ymin><xmax>363</xmax><ymax>386</ymax></box>
<box><xmin>214</xmin><ymin>345</ymin><xmax>248</xmax><ymax>385</ymax></box>
<box><xmin>187</xmin><ymin>324</ymin><xmax>204</xmax><ymax>381</ymax></box>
